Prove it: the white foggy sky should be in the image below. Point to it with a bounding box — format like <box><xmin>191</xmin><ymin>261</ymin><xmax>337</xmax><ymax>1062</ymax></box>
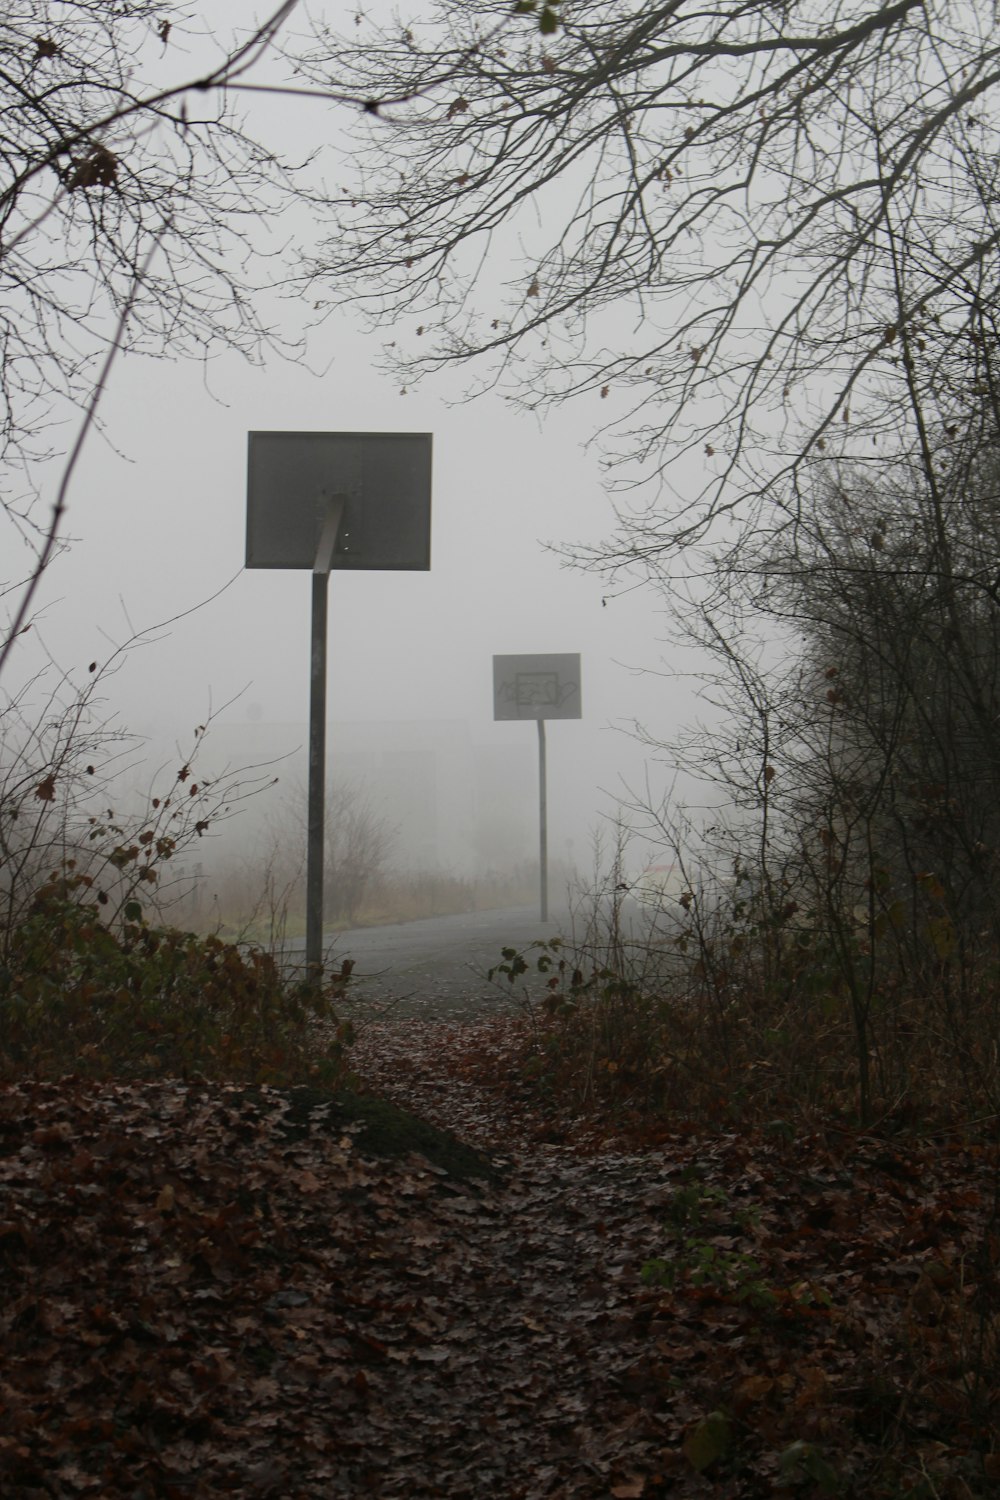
<box><xmin>25</xmin><ymin>312</ymin><xmax>702</xmax><ymax>866</ymax></box>
<box><xmin>5</xmin><ymin>1</ymin><xmax>721</xmax><ymax>879</ymax></box>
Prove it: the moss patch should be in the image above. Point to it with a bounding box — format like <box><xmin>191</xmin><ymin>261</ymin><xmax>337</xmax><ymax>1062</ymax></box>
<box><xmin>233</xmin><ymin>1084</ymin><xmax>503</xmax><ymax>1187</ymax></box>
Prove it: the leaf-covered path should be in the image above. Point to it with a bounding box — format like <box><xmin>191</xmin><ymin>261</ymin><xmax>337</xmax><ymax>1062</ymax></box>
<box><xmin>1</xmin><ymin>1013</ymin><xmax>998</xmax><ymax>1497</ymax></box>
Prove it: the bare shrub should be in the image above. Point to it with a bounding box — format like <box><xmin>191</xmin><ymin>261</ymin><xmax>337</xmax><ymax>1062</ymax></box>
<box><xmin>0</xmin><ymin>642</ymin><xmax>349</xmax><ymax>1087</ymax></box>
<box><xmin>501</xmin><ymin>445</ymin><xmax>1000</xmax><ymax>1131</ymax></box>
<box><xmin>0</xmin><ymin>642</ymin><xmax>275</xmax><ymax>958</ymax></box>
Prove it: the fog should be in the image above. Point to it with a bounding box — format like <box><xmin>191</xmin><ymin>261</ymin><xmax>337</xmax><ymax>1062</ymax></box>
<box><xmin>17</xmin><ymin>336</ymin><xmax>707</xmax><ymax>887</ymax></box>
<box><xmin>1</xmin><ymin>3</ymin><xmax>721</xmax><ymax>923</ymax></box>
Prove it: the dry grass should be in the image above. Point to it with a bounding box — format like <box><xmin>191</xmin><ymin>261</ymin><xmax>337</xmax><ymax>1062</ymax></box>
<box><xmin>174</xmin><ymin>859</ymin><xmax>545</xmax><ymax>941</ymax></box>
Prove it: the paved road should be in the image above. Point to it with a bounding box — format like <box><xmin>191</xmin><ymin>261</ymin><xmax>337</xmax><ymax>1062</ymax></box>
<box><xmin>279</xmin><ymin>904</ymin><xmax>586</xmax><ymax>1019</ymax></box>
<box><xmin>278</xmin><ymin>896</ymin><xmax>670</xmax><ymax>1019</ymax></box>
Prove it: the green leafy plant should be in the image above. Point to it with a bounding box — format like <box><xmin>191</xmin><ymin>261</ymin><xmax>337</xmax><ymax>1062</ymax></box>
<box><xmin>641</xmin><ymin>1175</ymin><xmax>832</xmax><ymax>1314</ymax></box>
<box><xmin>778</xmin><ymin>1440</ymin><xmax>842</xmax><ymax>1495</ymax></box>
<box><xmin>642</xmin><ymin>1242</ymin><xmax>779</xmax><ymax>1310</ymax></box>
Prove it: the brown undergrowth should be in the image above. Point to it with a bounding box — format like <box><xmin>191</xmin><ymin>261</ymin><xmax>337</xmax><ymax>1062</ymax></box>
<box><xmin>485</xmin><ymin>925</ymin><xmax>1000</xmax><ymax>1138</ymax></box>
<box><xmin>349</xmin><ymin>1011</ymin><xmax>1000</xmax><ymax>1499</ymax></box>
<box><xmin>0</xmin><ymin>881</ymin><xmax>352</xmax><ymax>1088</ymax></box>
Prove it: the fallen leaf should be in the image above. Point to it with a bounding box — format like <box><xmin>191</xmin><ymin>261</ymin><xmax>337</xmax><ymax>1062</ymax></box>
<box><xmin>683</xmin><ymin>1411</ymin><xmax>730</xmax><ymax>1473</ymax></box>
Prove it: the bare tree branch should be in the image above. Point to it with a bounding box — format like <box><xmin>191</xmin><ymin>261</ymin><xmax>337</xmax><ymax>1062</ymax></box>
<box><xmin>0</xmin><ymin>224</ymin><xmax>162</xmax><ymax>678</ymax></box>
<box><xmin>292</xmin><ymin>0</ymin><xmax>1000</xmax><ymax>568</ymax></box>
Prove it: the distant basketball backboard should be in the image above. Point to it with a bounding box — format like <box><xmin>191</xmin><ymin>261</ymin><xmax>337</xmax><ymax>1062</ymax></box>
<box><xmin>493</xmin><ymin>653</ymin><xmax>582</xmax><ymax>720</ymax></box>
<box><xmin>246</xmin><ymin>431</ymin><xmax>432</xmax><ymax>570</ymax></box>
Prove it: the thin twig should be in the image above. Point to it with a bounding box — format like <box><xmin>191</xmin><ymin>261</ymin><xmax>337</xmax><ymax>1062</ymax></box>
<box><xmin>0</xmin><ymin>230</ymin><xmax>165</xmax><ymax>680</ymax></box>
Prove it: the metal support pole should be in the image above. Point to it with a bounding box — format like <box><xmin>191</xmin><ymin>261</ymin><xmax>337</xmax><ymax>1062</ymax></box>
<box><xmin>537</xmin><ymin>717</ymin><xmax>548</xmax><ymax>923</ymax></box>
<box><xmin>305</xmin><ymin>495</ymin><xmax>344</xmax><ymax>983</ymax></box>
<box><xmin>306</xmin><ymin>568</ymin><xmax>329</xmax><ymax>981</ymax></box>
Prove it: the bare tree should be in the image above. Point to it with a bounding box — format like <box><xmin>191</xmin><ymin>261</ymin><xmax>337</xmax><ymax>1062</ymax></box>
<box><xmin>2</xmin><ymin>4</ymin><xmax>301</xmax><ymax>490</ymax></box>
<box><xmin>247</xmin><ymin>777</ymin><xmax>395</xmax><ymax>928</ymax></box>
<box><xmin>0</xmin><ymin>1</ymin><xmax>493</xmax><ymax>671</ymax></box>
<box><xmin>294</xmin><ymin>1</ymin><xmax>1000</xmax><ymax>567</ymax></box>
<box><xmin>0</xmin><ymin>0</ymin><xmax>309</xmax><ymax>667</ymax></box>
<box><xmin>769</xmin><ymin>452</ymin><xmax>1000</xmax><ymax>940</ymax></box>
